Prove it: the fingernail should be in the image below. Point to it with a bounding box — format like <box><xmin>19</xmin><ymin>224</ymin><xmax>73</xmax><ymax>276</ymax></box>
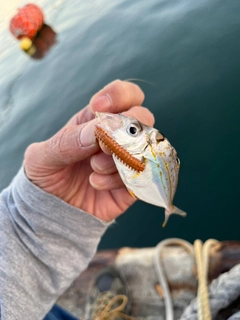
<box><xmin>90</xmin><ymin>172</ymin><xmax>113</xmax><ymax>187</ymax></box>
<box><xmin>92</xmin><ymin>156</ymin><xmax>103</xmax><ymax>171</ymax></box>
<box><xmin>80</xmin><ymin>121</ymin><xmax>96</xmax><ymax>147</ymax></box>
<box><xmin>90</xmin><ymin>94</ymin><xmax>112</xmax><ymax>112</ymax></box>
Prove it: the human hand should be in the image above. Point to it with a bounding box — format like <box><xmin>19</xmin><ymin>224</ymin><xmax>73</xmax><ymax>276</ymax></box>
<box><xmin>24</xmin><ymin>80</ymin><xmax>155</xmax><ymax>221</ymax></box>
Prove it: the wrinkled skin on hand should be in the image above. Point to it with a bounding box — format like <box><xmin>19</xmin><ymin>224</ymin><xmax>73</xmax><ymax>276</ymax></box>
<box><xmin>24</xmin><ymin>80</ymin><xmax>155</xmax><ymax>221</ymax></box>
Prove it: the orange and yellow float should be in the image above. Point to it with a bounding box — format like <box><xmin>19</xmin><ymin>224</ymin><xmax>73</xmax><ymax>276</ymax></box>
<box><xmin>9</xmin><ymin>4</ymin><xmax>44</xmax><ymax>40</ymax></box>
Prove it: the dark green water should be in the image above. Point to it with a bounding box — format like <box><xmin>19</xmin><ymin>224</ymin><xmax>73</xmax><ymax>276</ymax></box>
<box><xmin>0</xmin><ymin>0</ymin><xmax>240</xmax><ymax>249</ymax></box>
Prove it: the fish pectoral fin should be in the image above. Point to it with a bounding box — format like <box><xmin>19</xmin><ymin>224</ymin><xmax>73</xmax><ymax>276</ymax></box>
<box><xmin>162</xmin><ymin>206</ymin><xmax>187</xmax><ymax>227</ymax></box>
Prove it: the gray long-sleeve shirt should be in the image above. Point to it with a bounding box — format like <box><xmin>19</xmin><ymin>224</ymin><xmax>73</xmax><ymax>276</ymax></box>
<box><xmin>0</xmin><ymin>167</ymin><xmax>111</xmax><ymax>319</ymax></box>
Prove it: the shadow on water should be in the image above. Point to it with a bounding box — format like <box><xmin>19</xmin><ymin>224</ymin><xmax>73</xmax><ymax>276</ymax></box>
<box><xmin>0</xmin><ymin>0</ymin><xmax>240</xmax><ymax>249</ymax></box>
<box><xmin>21</xmin><ymin>24</ymin><xmax>58</xmax><ymax>60</ymax></box>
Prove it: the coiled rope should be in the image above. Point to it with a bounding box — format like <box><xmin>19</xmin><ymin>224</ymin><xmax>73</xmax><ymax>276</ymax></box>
<box><xmin>154</xmin><ymin>238</ymin><xmax>240</xmax><ymax>320</ymax></box>
<box><xmin>154</xmin><ymin>238</ymin><xmax>194</xmax><ymax>320</ymax></box>
<box><xmin>97</xmin><ymin>294</ymin><xmax>134</xmax><ymax>320</ymax></box>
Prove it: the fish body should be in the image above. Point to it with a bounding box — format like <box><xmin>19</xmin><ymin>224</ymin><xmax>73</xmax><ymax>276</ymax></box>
<box><xmin>95</xmin><ymin>112</ymin><xmax>186</xmax><ymax>226</ymax></box>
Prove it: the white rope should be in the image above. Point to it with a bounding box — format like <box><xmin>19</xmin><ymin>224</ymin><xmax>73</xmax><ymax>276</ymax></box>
<box><xmin>154</xmin><ymin>238</ymin><xmax>194</xmax><ymax>320</ymax></box>
<box><xmin>179</xmin><ymin>261</ymin><xmax>240</xmax><ymax>320</ymax></box>
<box><xmin>194</xmin><ymin>240</ymin><xmax>211</xmax><ymax>320</ymax></box>
<box><xmin>154</xmin><ymin>238</ymin><xmax>240</xmax><ymax>320</ymax></box>
<box><xmin>193</xmin><ymin>239</ymin><xmax>219</xmax><ymax>320</ymax></box>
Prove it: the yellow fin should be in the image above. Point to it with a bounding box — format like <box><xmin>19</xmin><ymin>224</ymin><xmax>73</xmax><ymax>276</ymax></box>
<box><xmin>127</xmin><ymin>189</ymin><xmax>139</xmax><ymax>200</ymax></box>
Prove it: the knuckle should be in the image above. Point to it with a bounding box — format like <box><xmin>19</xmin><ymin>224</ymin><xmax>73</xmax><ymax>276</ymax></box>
<box><xmin>24</xmin><ymin>143</ymin><xmax>39</xmax><ymax>163</ymax></box>
<box><xmin>108</xmin><ymin>79</ymin><xmax>124</xmax><ymax>94</ymax></box>
<box><xmin>109</xmin><ymin>80</ymin><xmax>144</xmax><ymax>106</ymax></box>
<box><xmin>110</xmin><ymin>79</ymin><xmax>131</xmax><ymax>103</ymax></box>
<box><xmin>108</xmin><ymin>79</ymin><xmax>122</xmax><ymax>89</ymax></box>
<box><xmin>129</xmin><ymin>82</ymin><xmax>145</xmax><ymax>104</ymax></box>
<box><xmin>48</xmin><ymin>128</ymin><xmax>69</xmax><ymax>156</ymax></box>
<box><xmin>141</xmin><ymin>107</ymin><xmax>155</xmax><ymax>125</ymax></box>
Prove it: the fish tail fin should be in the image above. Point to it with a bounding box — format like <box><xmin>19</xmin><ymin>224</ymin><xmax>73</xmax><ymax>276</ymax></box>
<box><xmin>162</xmin><ymin>206</ymin><xmax>187</xmax><ymax>227</ymax></box>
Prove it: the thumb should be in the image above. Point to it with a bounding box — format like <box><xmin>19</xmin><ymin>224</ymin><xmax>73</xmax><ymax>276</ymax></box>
<box><xmin>25</xmin><ymin>119</ymin><xmax>99</xmax><ymax>169</ymax></box>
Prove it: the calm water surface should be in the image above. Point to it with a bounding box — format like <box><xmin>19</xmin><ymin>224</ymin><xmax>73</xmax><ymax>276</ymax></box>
<box><xmin>0</xmin><ymin>0</ymin><xmax>240</xmax><ymax>249</ymax></box>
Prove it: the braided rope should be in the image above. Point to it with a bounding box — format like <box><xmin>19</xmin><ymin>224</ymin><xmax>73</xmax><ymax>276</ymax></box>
<box><xmin>179</xmin><ymin>261</ymin><xmax>240</xmax><ymax>320</ymax></box>
<box><xmin>194</xmin><ymin>240</ymin><xmax>211</xmax><ymax>320</ymax></box>
<box><xmin>154</xmin><ymin>238</ymin><xmax>240</xmax><ymax>320</ymax></box>
<box><xmin>194</xmin><ymin>239</ymin><xmax>219</xmax><ymax>320</ymax></box>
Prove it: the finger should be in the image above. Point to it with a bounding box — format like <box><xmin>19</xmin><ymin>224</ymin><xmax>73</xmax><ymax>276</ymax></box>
<box><xmin>123</xmin><ymin>106</ymin><xmax>155</xmax><ymax>127</ymax></box>
<box><xmin>64</xmin><ymin>80</ymin><xmax>147</xmax><ymax>128</ymax></box>
<box><xmin>89</xmin><ymin>80</ymin><xmax>145</xmax><ymax>113</ymax></box>
<box><xmin>65</xmin><ymin>105</ymin><xmax>94</xmax><ymax>127</ymax></box>
<box><xmin>24</xmin><ymin>119</ymin><xmax>99</xmax><ymax>169</ymax></box>
<box><xmin>90</xmin><ymin>153</ymin><xmax>117</xmax><ymax>174</ymax></box>
<box><xmin>98</xmin><ymin>140</ymin><xmax>112</xmax><ymax>155</ymax></box>
<box><xmin>89</xmin><ymin>172</ymin><xmax>125</xmax><ymax>190</ymax></box>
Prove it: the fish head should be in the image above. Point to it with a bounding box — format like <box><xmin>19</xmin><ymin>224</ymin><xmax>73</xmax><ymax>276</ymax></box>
<box><xmin>95</xmin><ymin>112</ymin><xmax>152</xmax><ymax>155</ymax></box>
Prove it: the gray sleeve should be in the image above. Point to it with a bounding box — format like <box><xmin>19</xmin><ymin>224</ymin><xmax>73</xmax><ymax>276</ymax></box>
<box><xmin>0</xmin><ymin>167</ymin><xmax>112</xmax><ymax>320</ymax></box>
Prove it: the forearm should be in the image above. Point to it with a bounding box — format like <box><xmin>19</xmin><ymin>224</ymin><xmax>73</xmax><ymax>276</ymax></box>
<box><xmin>0</xmin><ymin>167</ymin><xmax>111</xmax><ymax>320</ymax></box>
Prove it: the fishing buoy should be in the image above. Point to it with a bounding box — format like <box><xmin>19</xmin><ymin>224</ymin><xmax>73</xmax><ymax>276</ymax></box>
<box><xmin>20</xmin><ymin>37</ymin><xmax>36</xmax><ymax>56</ymax></box>
<box><xmin>9</xmin><ymin>4</ymin><xmax>44</xmax><ymax>40</ymax></box>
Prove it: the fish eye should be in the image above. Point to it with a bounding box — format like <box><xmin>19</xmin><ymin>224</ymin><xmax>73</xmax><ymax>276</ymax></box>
<box><xmin>126</xmin><ymin>122</ymin><xmax>142</xmax><ymax>137</ymax></box>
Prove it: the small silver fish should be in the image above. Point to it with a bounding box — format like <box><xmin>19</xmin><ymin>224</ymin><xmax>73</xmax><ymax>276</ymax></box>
<box><xmin>95</xmin><ymin>112</ymin><xmax>186</xmax><ymax>226</ymax></box>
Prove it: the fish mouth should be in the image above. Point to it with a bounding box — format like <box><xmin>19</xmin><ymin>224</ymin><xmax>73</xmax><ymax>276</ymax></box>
<box><xmin>95</xmin><ymin>112</ymin><xmax>124</xmax><ymax>132</ymax></box>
